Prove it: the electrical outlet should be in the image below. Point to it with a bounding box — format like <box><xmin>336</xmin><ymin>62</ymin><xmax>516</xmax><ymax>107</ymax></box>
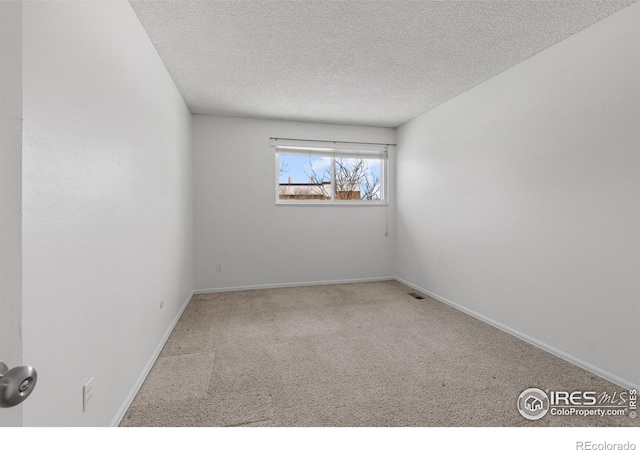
<box><xmin>216</xmin><ymin>262</ymin><xmax>223</xmax><ymax>272</ymax></box>
<box><xmin>160</xmin><ymin>298</ymin><xmax>164</xmax><ymax>309</ymax></box>
<box><xmin>83</xmin><ymin>377</ymin><xmax>94</xmax><ymax>413</ymax></box>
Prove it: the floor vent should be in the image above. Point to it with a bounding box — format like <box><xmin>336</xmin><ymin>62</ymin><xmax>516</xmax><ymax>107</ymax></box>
<box><xmin>407</xmin><ymin>292</ymin><xmax>425</xmax><ymax>300</ymax></box>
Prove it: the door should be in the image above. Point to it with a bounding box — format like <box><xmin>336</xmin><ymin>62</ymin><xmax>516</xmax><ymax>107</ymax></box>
<box><xmin>0</xmin><ymin>0</ymin><xmax>23</xmax><ymax>427</ymax></box>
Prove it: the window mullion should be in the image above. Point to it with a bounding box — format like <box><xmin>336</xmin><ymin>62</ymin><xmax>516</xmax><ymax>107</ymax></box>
<box><xmin>330</xmin><ymin>156</ymin><xmax>336</xmax><ymax>202</ymax></box>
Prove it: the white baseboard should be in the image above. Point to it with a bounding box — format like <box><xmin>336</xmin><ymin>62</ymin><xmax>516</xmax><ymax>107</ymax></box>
<box><xmin>395</xmin><ymin>277</ymin><xmax>639</xmax><ymax>392</ymax></box>
<box><xmin>109</xmin><ymin>290</ymin><xmax>195</xmax><ymax>427</ymax></box>
<box><xmin>193</xmin><ymin>276</ymin><xmax>395</xmax><ymax>295</ymax></box>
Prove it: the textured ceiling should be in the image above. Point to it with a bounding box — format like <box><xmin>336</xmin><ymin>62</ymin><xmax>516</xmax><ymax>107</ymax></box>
<box><xmin>130</xmin><ymin>1</ymin><xmax>636</xmax><ymax>127</ymax></box>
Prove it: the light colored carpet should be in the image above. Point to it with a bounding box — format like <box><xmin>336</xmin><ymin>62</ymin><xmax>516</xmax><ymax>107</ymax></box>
<box><xmin>120</xmin><ymin>281</ymin><xmax>635</xmax><ymax>427</ymax></box>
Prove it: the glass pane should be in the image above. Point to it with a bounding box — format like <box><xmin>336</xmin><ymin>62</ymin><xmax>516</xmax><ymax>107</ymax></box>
<box><xmin>278</xmin><ymin>154</ymin><xmax>332</xmax><ymax>201</ymax></box>
<box><xmin>335</xmin><ymin>158</ymin><xmax>383</xmax><ymax>201</ymax></box>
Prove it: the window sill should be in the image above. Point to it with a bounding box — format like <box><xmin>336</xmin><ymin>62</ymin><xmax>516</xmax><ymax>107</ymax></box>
<box><xmin>275</xmin><ymin>201</ymin><xmax>389</xmax><ymax>206</ymax></box>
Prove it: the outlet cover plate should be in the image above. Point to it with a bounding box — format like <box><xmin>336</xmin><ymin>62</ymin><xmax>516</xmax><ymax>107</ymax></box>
<box><xmin>83</xmin><ymin>377</ymin><xmax>94</xmax><ymax>413</ymax></box>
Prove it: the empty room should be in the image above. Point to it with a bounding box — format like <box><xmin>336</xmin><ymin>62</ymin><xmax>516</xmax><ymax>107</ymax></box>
<box><xmin>1</xmin><ymin>0</ymin><xmax>638</xmax><ymax>442</ymax></box>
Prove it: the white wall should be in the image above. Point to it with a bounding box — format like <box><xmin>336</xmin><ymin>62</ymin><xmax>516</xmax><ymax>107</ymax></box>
<box><xmin>0</xmin><ymin>0</ymin><xmax>23</xmax><ymax>427</ymax></box>
<box><xmin>396</xmin><ymin>4</ymin><xmax>639</xmax><ymax>388</ymax></box>
<box><xmin>193</xmin><ymin>116</ymin><xmax>395</xmax><ymax>290</ymax></box>
<box><xmin>22</xmin><ymin>1</ymin><xmax>193</xmax><ymax>426</ymax></box>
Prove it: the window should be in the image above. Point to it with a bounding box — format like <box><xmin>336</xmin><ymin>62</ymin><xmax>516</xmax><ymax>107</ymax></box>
<box><xmin>273</xmin><ymin>138</ymin><xmax>389</xmax><ymax>204</ymax></box>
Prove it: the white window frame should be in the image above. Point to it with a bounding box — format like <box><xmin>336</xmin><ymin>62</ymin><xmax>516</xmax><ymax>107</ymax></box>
<box><xmin>273</xmin><ymin>138</ymin><xmax>389</xmax><ymax>206</ymax></box>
